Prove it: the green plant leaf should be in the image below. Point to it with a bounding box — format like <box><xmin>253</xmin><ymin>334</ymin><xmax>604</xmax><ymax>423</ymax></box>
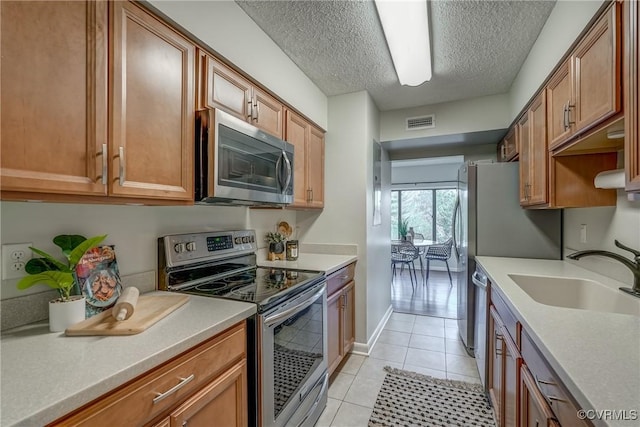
<box><xmin>17</xmin><ymin>271</ymin><xmax>75</xmax><ymax>296</ymax></box>
<box><xmin>28</xmin><ymin>247</ymin><xmax>69</xmax><ymax>272</ymax></box>
<box><xmin>25</xmin><ymin>258</ymin><xmax>62</xmax><ymax>274</ymax></box>
<box><xmin>53</xmin><ymin>235</ymin><xmax>87</xmax><ymax>257</ymax></box>
<box><xmin>68</xmin><ymin>235</ymin><xmax>107</xmax><ymax>267</ymax></box>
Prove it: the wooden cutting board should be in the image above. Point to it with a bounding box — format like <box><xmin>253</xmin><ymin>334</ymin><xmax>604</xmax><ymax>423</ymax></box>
<box><xmin>65</xmin><ymin>294</ymin><xmax>189</xmax><ymax>336</ymax></box>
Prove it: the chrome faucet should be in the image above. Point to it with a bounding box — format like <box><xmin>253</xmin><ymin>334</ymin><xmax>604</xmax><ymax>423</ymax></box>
<box><xmin>567</xmin><ymin>240</ymin><xmax>640</xmax><ymax>298</ymax></box>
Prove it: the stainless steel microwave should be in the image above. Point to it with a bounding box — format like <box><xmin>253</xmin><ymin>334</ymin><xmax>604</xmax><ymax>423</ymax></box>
<box><xmin>195</xmin><ymin>109</ymin><xmax>294</xmax><ymax>205</ymax></box>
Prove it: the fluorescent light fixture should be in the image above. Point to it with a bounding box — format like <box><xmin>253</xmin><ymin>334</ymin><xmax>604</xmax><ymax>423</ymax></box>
<box><xmin>374</xmin><ymin>0</ymin><xmax>432</xmax><ymax>86</ymax></box>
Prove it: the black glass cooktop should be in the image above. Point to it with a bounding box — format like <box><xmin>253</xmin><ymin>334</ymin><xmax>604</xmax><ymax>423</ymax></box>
<box><xmin>177</xmin><ymin>267</ymin><xmax>324</xmax><ymax>311</ymax></box>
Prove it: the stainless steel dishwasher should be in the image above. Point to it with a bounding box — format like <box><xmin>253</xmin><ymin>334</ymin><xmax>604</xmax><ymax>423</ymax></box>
<box><xmin>472</xmin><ymin>267</ymin><xmax>489</xmax><ymax>388</ymax></box>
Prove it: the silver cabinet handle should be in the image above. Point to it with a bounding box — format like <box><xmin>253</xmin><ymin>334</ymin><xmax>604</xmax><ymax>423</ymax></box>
<box><xmin>97</xmin><ymin>143</ymin><xmax>107</xmax><ymax>184</ymax></box>
<box><xmin>547</xmin><ymin>395</ymin><xmax>568</xmax><ymax>403</ymax></box>
<box><xmin>117</xmin><ymin>146</ymin><xmax>125</xmax><ymax>186</ymax></box>
<box><xmin>501</xmin><ymin>144</ymin><xmax>506</xmax><ymax>160</ymax></box>
<box><xmin>152</xmin><ymin>374</ymin><xmax>195</xmax><ymax>404</ymax></box>
<box><xmin>567</xmin><ymin>103</ymin><xmax>575</xmax><ymax>126</ymax></box>
<box><xmin>253</xmin><ymin>100</ymin><xmax>259</xmax><ymax>121</ymax></box>
<box><xmin>247</xmin><ymin>101</ymin><xmax>253</xmax><ymax>120</ymax></box>
<box><xmin>563</xmin><ymin>102</ymin><xmax>569</xmax><ymax>131</ymax></box>
<box><xmin>535</xmin><ymin>375</ymin><xmax>557</xmax><ymax>386</ymax></box>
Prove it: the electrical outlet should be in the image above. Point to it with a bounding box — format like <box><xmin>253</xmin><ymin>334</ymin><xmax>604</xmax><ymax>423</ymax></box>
<box><xmin>580</xmin><ymin>224</ymin><xmax>587</xmax><ymax>244</ymax></box>
<box><xmin>2</xmin><ymin>243</ymin><xmax>33</xmax><ymax>280</ymax></box>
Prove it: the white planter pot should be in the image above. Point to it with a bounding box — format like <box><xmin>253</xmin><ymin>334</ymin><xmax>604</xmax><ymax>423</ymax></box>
<box><xmin>49</xmin><ymin>296</ymin><xmax>86</xmax><ymax>332</ymax></box>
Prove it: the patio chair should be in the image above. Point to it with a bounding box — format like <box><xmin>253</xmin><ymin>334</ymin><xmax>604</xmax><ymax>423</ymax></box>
<box><xmin>424</xmin><ymin>238</ymin><xmax>453</xmax><ymax>286</ymax></box>
<box><xmin>391</xmin><ymin>240</ymin><xmax>420</xmax><ymax>290</ymax></box>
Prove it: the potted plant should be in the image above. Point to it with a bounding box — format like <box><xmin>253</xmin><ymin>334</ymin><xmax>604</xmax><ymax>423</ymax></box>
<box><xmin>265</xmin><ymin>231</ymin><xmax>286</xmax><ymax>261</ymax></box>
<box><xmin>398</xmin><ymin>218</ymin><xmax>410</xmax><ymax>240</ymax></box>
<box><xmin>17</xmin><ymin>234</ymin><xmax>107</xmax><ymax>332</ymax></box>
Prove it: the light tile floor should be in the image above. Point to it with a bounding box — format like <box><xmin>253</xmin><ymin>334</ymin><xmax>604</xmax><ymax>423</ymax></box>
<box><xmin>315</xmin><ymin>312</ymin><xmax>482</xmax><ymax>427</ymax></box>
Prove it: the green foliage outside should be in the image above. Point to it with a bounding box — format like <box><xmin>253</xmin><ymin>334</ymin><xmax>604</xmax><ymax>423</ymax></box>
<box><xmin>391</xmin><ymin>189</ymin><xmax>456</xmax><ymax>242</ymax></box>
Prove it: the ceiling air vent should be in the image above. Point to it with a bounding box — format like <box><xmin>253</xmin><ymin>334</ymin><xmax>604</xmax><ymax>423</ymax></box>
<box><xmin>406</xmin><ymin>114</ymin><xmax>435</xmax><ymax>131</ymax></box>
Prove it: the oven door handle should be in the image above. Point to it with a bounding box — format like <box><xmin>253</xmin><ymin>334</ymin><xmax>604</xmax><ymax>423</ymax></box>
<box><xmin>296</xmin><ymin>374</ymin><xmax>329</xmax><ymax>427</ymax></box>
<box><xmin>264</xmin><ymin>284</ymin><xmax>325</xmax><ymax>327</ymax></box>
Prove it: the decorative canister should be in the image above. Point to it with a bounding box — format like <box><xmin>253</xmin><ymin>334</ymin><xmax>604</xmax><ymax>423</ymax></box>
<box><xmin>286</xmin><ymin>240</ymin><xmax>299</xmax><ymax>261</ymax></box>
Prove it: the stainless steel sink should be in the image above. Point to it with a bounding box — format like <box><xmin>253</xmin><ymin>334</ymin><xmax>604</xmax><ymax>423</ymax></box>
<box><xmin>507</xmin><ymin>274</ymin><xmax>640</xmax><ymax>316</ymax></box>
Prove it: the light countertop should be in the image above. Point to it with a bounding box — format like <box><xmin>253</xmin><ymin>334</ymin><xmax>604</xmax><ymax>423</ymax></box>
<box><xmin>0</xmin><ymin>292</ymin><xmax>256</xmax><ymax>427</ymax></box>
<box><xmin>257</xmin><ymin>249</ymin><xmax>357</xmax><ymax>274</ymax></box>
<box><xmin>476</xmin><ymin>257</ymin><xmax>640</xmax><ymax>427</ymax></box>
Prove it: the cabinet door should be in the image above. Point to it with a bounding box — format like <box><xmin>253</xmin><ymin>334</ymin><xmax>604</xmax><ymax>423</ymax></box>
<box><xmin>520</xmin><ymin>366</ymin><xmax>556</xmax><ymax>427</ymax></box>
<box><xmin>625</xmin><ymin>0</ymin><xmax>640</xmax><ymax>192</ymax></box>
<box><xmin>503</xmin><ymin>127</ymin><xmax>518</xmax><ymax>161</ymax></box>
<box><xmin>327</xmin><ymin>291</ymin><xmax>343</xmax><ymax>375</ymax></box>
<box><xmin>110</xmin><ymin>1</ymin><xmax>194</xmax><ymax>201</ymax></box>
<box><xmin>285</xmin><ymin>110</ymin><xmax>309</xmax><ymax>207</ymax></box>
<box><xmin>204</xmin><ymin>55</ymin><xmax>252</xmax><ymax>121</ymax></box>
<box><xmin>546</xmin><ymin>60</ymin><xmax>573</xmax><ymax>150</ymax></box>
<box><xmin>528</xmin><ymin>93</ymin><xmax>548</xmax><ymax>205</ymax></box>
<box><xmin>503</xmin><ymin>326</ymin><xmax>521</xmax><ymax>427</ymax></box>
<box><xmin>573</xmin><ymin>3</ymin><xmax>621</xmax><ymax>134</ymax></box>
<box><xmin>489</xmin><ymin>307</ymin><xmax>504</xmax><ymax>427</ymax></box>
<box><xmin>252</xmin><ymin>87</ymin><xmax>284</xmax><ymax>139</ymax></box>
<box><xmin>307</xmin><ymin>125</ymin><xmax>325</xmax><ymax>208</ymax></box>
<box><xmin>168</xmin><ymin>360</ymin><xmax>247</xmax><ymax>427</ymax></box>
<box><xmin>518</xmin><ymin>115</ymin><xmax>531</xmax><ymax>206</ymax></box>
<box><xmin>1</xmin><ymin>1</ymin><xmax>107</xmax><ymax>196</ymax></box>
<box><xmin>342</xmin><ymin>281</ymin><xmax>356</xmax><ymax>355</ymax></box>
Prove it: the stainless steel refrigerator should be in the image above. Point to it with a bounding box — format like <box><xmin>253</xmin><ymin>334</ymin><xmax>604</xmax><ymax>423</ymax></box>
<box><xmin>453</xmin><ymin>162</ymin><xmax>562</xmax><ymax>357</ymax></box>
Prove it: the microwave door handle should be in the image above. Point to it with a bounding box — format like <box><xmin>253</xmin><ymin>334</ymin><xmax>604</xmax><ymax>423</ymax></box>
<box><xmin>282</xmin><ymin>151</ymin><xmax>292</xmax><ymax>193</ymax></box>
<box><xmin>275</xmin><ymin>152</ymin><xmax>284</xmax><ymax>189</ymax></box>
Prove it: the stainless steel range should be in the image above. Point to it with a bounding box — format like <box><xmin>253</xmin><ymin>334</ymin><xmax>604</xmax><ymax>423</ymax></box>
<box><xmin>158</xmin><ymin>230</ymin><xmax>328</xmax><ymax>427</ymax></box>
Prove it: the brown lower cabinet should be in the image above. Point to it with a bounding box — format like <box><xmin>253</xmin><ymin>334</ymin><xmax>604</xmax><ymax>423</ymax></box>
<box><xmin>520</xmin><ymin>365</ymin><xmax>560</xmax><ymax>427</ymax></box>
<box><xmin>49</xmin><ymin>322</ymin><xmax>247</xmax><ymax>427</ymax></box>
<box><xmin>327</xmin><ymin>263</ymin><xmax>356</xmax><ymax>375</ymax></box>
<box><xmin>489</xmin><ymin>286</ymin><xmax>590</xmax><ymax>427</ymax></box>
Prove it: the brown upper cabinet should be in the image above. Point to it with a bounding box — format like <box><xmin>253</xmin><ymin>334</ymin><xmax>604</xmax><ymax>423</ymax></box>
<box><xmin>625</xmin><ymin>0</ymin><xmax>640</xmax><ymax>192</ymax></box>
<box><xmin>285</xmin><ymin>110</ymin><xmax>325</xmax><ymax>209</ymax></box>
<box><xmin>110</xmin><ymin>1</ymin><xmax>194</xmax><ymax>201</ymax></box>
<box><xmin>198</xmin><ymin>51</ymin><xmax>284</xmax><ymax>139</ymax></box>
<box><xmin>1</xmin><ymin>0</ymin><xmax>195</xmax><ymax>203</ymax></box>
<box><xmin>547</xmin><ymin>2</ymin><xmax>622</xmax><ymax>151</ymax></box>
<box><xmin>498</xmin><ymin>127</ymin><xmax>518</xmax><ymax>162</ymax></box>
<box><xmin>519</xmin><ymin>93</ymin><xmax>548</xmax><ymax>207</ymax></box>
<box><xmin>1</xmin><ymin>1</ymin><xmax>108</xmax><ymax>197</ymax></box>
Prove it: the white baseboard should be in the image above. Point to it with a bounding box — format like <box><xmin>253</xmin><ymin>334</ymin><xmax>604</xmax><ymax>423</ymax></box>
<box><xmin>351</xmin><ymin>304</ymin><xmax>393</xmax><ymax>356</ymax></box>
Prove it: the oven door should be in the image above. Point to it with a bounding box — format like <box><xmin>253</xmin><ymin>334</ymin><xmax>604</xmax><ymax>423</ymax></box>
<box><xmin>260</xmin><ymin>281</ymin><xmax>328</xmax><ymax>427</ymax></box>
<box><xmin>197</xmin><ymin>108</ymin><xmax>293</xmax><ymax>205</ymax></box>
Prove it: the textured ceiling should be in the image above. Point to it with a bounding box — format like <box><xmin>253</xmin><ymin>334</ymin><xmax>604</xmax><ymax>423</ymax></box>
<box><xmin>236</xmin><ymin>0</ymin><xmax>556</xmax><ymax>112</ymax></box>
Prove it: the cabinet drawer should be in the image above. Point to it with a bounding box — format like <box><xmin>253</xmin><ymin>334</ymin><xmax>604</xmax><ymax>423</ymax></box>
<box><xmin>53</xmin><ymin>322</ymin><xmax>246</xmax><ymax>426</ymax></box>
<box><xmin>327</xmin><ymin>263</ymin><xmax>355</xmax><ymax>296</ymax></box>
<box><xmin>521</xmin><ymin>331</ymin><xmax>589</xmax><ymax>427</ymax></box>
<box><xmin>491</xmin><ymin>289</ymin><xmax>519</xmax><ymax>347</ymax></box>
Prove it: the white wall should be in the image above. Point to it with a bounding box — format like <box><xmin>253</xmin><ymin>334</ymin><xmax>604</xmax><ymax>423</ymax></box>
<box><xmin>148</xmin><ymin>0</ymin><xmax>328</xmax><ymax>129</ymax></box>
<box><xmin>0</xmin><ymin>202</ymin><xmax>295</xmax><ymax>300</ymax></box>
<box><xmin>509</xmin><ymin>0</ymin><xmax>604</xmax><ymax>119</ymax></box>
<box><xmin>364</xmin><ymin>95</ymin><xmax>392</xmax><ymax>340</ymax></box>
<box><xmin>379</xmin><ymin>93</ymin><xmax>510</xmax><ymax>143</ymax></box>
<box><xmin>298</xmin><ymin>91</ymin><xmax>391</xmax><ymax>344</ymax></box>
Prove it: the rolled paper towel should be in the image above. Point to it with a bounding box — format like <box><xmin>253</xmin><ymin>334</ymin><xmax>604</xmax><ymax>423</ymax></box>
<box><xmin>112</xmin><ymin>286</ymin><xmax>140</xmax><ymax>321</ymax></box>
<box><xmin>594</xmin><ymin>169</ymin><xmax>625</xmax><ymax>189</ymax></box>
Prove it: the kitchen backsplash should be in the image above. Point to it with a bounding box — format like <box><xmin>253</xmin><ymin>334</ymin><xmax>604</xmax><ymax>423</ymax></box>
<box><xmin>563</xmin><ymin>189</ymin><xmax>640</xmax><ymax>286</ymax></box>
<box><xmin>0</xmin><ymin>201</ymin><xmax>295</xmax><ymax>301</ymax></box>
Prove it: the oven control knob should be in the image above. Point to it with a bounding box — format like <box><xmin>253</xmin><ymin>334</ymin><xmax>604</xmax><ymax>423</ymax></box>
<box><xmin>186</xmin><ymin>242</ymin><xmax>197</xmax><ymax>252</ymax></box>
<box><xmin>234</xmin><ymin>237</ymin><xmax>242</xmax><ymax>244</ymax></box>
<box><xmin>250</xmin><ymin>235</ymin><xmax>255</xmax><ymax>243</ymax></box>
<box><xmin>174</xmin><ymin>243</ymin><xmax>186</xmax><ymax>253</ymax></box>
<box><xmin>242</xmin><ymin>236</ymin><xmax>249</xmax><ymax>243</ymax></box>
